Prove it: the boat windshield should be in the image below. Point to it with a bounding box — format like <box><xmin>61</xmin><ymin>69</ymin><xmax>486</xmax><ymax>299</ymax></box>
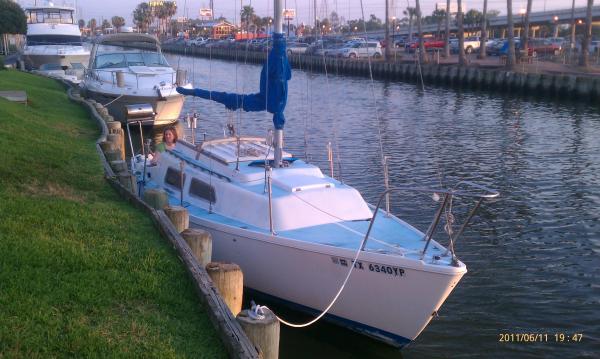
<box><xmin>94</xmin><ymin>51</ymin><xmax>170</xmax><ymax>69</ymax></box>
<box><xmin>27</xmin><ymin>35</ymin><xmax>82</xmax><ymax>46</ymax></box>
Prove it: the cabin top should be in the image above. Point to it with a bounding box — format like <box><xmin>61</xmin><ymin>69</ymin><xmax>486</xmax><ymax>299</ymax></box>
<box><xmin>200</xmin><ymin>137</ymin><xmax>293</xmax><ymax>164</ymax></box>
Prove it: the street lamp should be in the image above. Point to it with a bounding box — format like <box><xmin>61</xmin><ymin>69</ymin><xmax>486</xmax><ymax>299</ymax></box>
<box><xmin>552</xmin><ymin>16</ymin><xmax>559</xmax><ymax>38</ymax></box>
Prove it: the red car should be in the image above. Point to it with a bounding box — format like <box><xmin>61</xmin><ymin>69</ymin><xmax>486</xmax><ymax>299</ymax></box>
<box><xmin>407</xmin><ymin>39</ymin><xmax>445</xmax><ymax>53</ymax></box>
<box><xmin>528</xmin><ymin>38</ymin><xmax>561</xmax><ymax>56</ymax></box>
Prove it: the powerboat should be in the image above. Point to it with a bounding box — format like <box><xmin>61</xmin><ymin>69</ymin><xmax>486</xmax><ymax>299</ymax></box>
<box><xmin>83</xmin><ymin>33</ymin><xmax>188</xmax><ymax>126</ymax></box>
<box><xmin>21</xmin><ymin>4</ymin><xmax>89</xmax><ymax>71</ymax></box>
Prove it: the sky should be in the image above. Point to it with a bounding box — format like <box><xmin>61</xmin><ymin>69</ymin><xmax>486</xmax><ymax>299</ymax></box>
<box><xmin>18</xmin><ymin>0</ymin><xmax>588</xmax><ymax>27</ymax></box>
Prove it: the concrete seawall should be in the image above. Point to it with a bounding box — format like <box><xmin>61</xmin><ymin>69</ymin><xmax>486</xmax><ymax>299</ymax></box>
<box><xmin>163</xmin><ymin>45</ymin><xmax>600</xmax><ymax>102</ymax></box>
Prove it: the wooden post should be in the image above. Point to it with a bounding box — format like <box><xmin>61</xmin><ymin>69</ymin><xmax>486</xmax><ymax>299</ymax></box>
<box><xmin>105</xmin><ymin>149</ymin><xmax>122</xmax><ymax>163</ymax></box>
<box><xmin>110</xmin><ymin>160</ymin><xmax>128</xmax><ymax>173</ymax></box>
<box><xmin>181</xmin><ymin>228</ymin><xmax>212</xmax><ymax>266</ymax></box>
<box><xmin>143</xmin><ymin>188</ymin><xmax>169</xmax><ymax>210</ymax></box>
<box><xmin>99</xmin><ymin>141</ymin><xmax>116</xmax><ymax>153</ymax></box>
<box><xmin>164</xmin><ymin>205</ymin><xmax>189</xmax><ymax>233</ymax></box>
<box><xmin>206</xmin><ymin>262</ymin><xmax>243</xmax><ymax>316</ymax></box>
<box><xmin>117</xmin><ymin>171</ymin><xmax>137</xmax><ymax>193</ymax></box>
<box><xmin>237</xmin><ymin>307</ymin><xmax>280</xmax><ymax>359</ymax></box>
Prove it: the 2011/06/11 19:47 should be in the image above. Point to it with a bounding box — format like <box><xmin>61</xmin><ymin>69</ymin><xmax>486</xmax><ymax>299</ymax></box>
<box><xmin>498</xmin><ymin>333</ymin><xmax>583</xmax><ymax>343</ymax></box>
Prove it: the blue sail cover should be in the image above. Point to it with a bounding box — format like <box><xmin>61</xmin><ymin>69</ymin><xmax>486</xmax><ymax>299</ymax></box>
<box><xmin>176</xmin><ymin>33</ymin><xmax>291</xmax><ymax>129</ymax></box>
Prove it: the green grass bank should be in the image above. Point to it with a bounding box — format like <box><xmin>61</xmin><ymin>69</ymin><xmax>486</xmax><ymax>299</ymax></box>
<box><xmin>0</xmin><ymin>70</ymin><xmax>226</xmax><ymax>358</ymax></box>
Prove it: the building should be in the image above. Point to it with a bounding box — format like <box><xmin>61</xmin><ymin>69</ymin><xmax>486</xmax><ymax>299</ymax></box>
<box><xmin>191</xmin><ymin>20</ymin><xmax>236</xmax><ymax>39</ymax></box>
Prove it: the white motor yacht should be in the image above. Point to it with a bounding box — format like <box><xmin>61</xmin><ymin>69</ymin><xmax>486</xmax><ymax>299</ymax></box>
<box><xmin>21</xmin><ymin>4</ymin><xmax>89</xmax><ymax>71</ymax></box>
<box><xmin>83</xmin><ymin>33</ymin><xmax>188</xmax><ymax>126</ymax></box>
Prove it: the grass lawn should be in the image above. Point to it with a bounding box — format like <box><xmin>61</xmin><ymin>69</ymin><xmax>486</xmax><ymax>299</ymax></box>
<box><xmin>0</xmin><ymin>70</ymin><xmax>226</xmax><ymax>358</ymax></box>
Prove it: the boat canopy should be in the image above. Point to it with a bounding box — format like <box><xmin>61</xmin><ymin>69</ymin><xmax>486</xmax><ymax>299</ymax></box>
<box><xmin>93</xmin><ymin>33</ymin><xmax>160</xmax><ymax>47</ymax></box>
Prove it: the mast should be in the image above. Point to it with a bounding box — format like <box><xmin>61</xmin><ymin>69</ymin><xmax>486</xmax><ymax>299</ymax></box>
<box><xmin>274</xmin><ymin>0</ymin><xmax>284</xmax><ymax>167</ymax></box>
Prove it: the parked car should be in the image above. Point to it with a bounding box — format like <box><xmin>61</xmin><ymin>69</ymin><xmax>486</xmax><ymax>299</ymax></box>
<box><xmin>340</xmin><ymin>41</ymin><xmax>383</xmax><ymax>59</ymax></box>
<box><xmin>528</xmin><ymin>38</ymin><xmax>561</xmax><ymax>56</ymax></box>
<box><xmin>450</xmin><ymin>36</ymin><xmax>481</xmax><ymax>54</ymax></box>
<box><xmin>287</xmin><ymin>42</ymin><xmax>309</xmax><ymax>55</ymax></box>
<box><xmin>408</xmin><ymin>39</ymin><xmax>445</xmax><ymax>53</ymax></box>
<box><xmin>188</xmin><ymin>37</ymin><xmax>206</xmax><ymax>46</ymax></box>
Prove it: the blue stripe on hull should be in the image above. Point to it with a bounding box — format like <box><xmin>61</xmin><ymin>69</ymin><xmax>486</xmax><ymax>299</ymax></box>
<box><xmin>245</xmin><ymin>288</ymin><xmax>412</xmax><ymax>349</ymax></box>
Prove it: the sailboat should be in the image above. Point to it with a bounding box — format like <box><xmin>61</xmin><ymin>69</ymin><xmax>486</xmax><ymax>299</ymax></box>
<box><xmin>134</xmin><ymin>0</ymin><xmax>498</xmax><ymax>348</ymax></box>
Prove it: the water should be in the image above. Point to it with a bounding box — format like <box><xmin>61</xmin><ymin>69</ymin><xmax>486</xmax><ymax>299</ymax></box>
<box><xmin>164</xmin><ymin>53</ymin><xmax>600</xmax><ymax>358</ymax></box>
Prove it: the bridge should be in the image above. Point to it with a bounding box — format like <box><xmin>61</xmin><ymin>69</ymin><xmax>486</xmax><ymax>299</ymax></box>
<box><xmin>361</xmin><ymin>6</ymin><xmax>600</xmax><ymax>38</ymax></box>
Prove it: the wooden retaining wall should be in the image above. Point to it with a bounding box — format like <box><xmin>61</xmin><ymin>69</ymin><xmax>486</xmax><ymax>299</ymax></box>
<box><xmin>163</xmin><ymin>44</ymin><xmax>600</xmax><ymax>102</ymax></box>
<box><xmin>64</xmin><ymin>83</ymin><xmax>260</xmax><ymax>359</ymax></box>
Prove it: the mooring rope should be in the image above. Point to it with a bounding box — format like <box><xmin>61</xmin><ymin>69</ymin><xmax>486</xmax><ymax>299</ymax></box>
<box><xmin>268</xmin><ymin>225</ymin><xmax>368</xmax><ymax>328</ymax></box>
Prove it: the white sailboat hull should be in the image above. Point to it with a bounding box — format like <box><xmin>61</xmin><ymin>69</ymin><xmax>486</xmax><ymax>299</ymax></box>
<box><xmin>190</xmin><ymin>216</ymin><xmax>465</xmax><ymax>347</ymax></box>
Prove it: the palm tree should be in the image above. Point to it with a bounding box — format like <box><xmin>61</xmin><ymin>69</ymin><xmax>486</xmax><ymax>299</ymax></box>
<box><xmin>506</xmin><ymin>0</ymin><xmax>516</xmax><ymax>68</ymax></box>
<box><xmin>457</xmin><ymin>0</ymin><xmax>466</xmax><ymax>65</ymax></box>
<box><xmin>241</xmin><ymin>5</ymin><xmax>255</xmax><ymax>34</ymax></box>
<box><xmin>88</xmin><ymin>18</ymin><xmax>97</xmax><ymax>36</ymax></box>
<box><xmin>522</xmin><ymin>0</ymin><xmax>532</xmax><ymax>53</ymax></box>
<box><xmin>133</xmin><ymin>3</ymin><xmax>152</xmax><ymax>33</ymax></box>
<box><xmin>580</xmin><ymin>0</ymin><xmax>594</xmax><ymax>67</ymax></box>
<box><xmin>403</xmin><ymin>7</ymin><xmax>416</xmax><ymax>44</ymax></box>
<box><xmin>432</xmin><ymin>9</ymin><xmax>446</xmax><ymax>39</ymax></box>
<box><xmin>444</xmin><ymin>0</ymin><xmax>451</xmax><ymax>57</ymax></box>
<box><xmin>415</xmin><ymin>0</ymin><xmax>426</xmax><ymax>63</ymax></box>
<box><xmin>163</xmin><ymin>1</ymin><xmax>177</xmax><ymax>37</ymax></box>
<box><xmin>111</xmin><ymin>16</ymin><xmax>126</xmax><ymax>33</ymax></box>
<box><xmin>478</xmin><ymin>0</ymin><xmax>488</xmax><ymax>59</ymax></box>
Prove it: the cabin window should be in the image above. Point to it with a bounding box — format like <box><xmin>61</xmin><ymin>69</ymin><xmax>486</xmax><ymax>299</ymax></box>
<box><xmin>189</xmin><ymin>178</ymin><xmax>216</xmax><ymax>203</ymax></box>
<box><xmin>60</xmin><ymin>10</ymin><xmax>73</xmax><ymax>24</ymax></box>
<box><xmin>165</xmin><ymin>167</ymin><xmax>185</xmax><ymax>189</ymax></box>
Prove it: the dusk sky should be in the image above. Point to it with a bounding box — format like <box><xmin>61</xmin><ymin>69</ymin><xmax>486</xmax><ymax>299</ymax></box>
<box><xmin>20</xmin><ymin>0</ymin><xmax>587</xmax><ymax>26</ymax></box>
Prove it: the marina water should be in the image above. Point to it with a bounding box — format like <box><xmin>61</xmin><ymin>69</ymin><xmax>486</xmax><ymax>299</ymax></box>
<box><xmin>165</xmin><ymin>53</ymin><xmax>599</xmax><ymax>358</ymax></box>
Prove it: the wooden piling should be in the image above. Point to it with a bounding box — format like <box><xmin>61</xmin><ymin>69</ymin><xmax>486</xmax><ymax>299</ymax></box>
<box><xmin>110</xmin><ymin>160</ymin><xmax>128</xmax><ymax>173</ymax></box>
<box><xmin>164</xmin><ymin>205</ymin><xmax>189</xmax><ymax>233</ymax></box>
<box><xmin>181</xmin><ymin>228</ymin><xmax>212</xmax><ymax>266</ymax></box>
<box><xmin>143</xmin><ymin>188</ymin><xmax>169</xmax><ymax>209</ymax></box>
<box><xmin>117</xmin><ymin>171</ymin><xmax>137</xmax><ymax>193</ymax></box>
<box><xmin>237</xmin><ymin>308</ymin><xmax>280</xmax><ymax>359</ymax></box>
<box><xmin>206</xmin><ymin>262</ymin><xmax>243</xmax><ymax>316</ymax></box>
<box><xmin>104</xmin><ymin>149</ymin><xmax>122</xmax><ymax>163</ymax></box>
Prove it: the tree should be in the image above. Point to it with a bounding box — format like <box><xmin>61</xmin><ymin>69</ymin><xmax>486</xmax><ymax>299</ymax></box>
<box><xmin>478</xmin><ymin>0</ymin><xmax>488</xmax><ymax>59</ymax></box>
<box><xmin>506</xmin><ymin>0</ymin><xmax>516</xmax><ymax>68</ymax></box>
<box><xmin>457</xmin><ymin>0</ymin><xmax>466</xmax><ymax>66</ymax></box>
<box><xmin>101</xmin><ymin>19</ymin><xmax>111</xmax><ymax>31</ymax></box>
<box><xmin>415</xmin><ymin>0</ymin><xmax>426</xmax><ymax>63</ymax></box>
<box><xmin>366</xmin><ymin>14</ymin><xmax>383</xmax><ymax>31</ymax></box>
<box><xmin>88</xmin><ymin>18</ymin><xmax>97</xmax><ymax>35</ymax></box>
<box><xmin>403</xmin><ymin>7</ymin><xmax>416</xmax><ymax>44</ymax></box>
<box><xmin>133</xmin><ymin>2</ymin><xmax>152</xmax><ymax>33</ymax></box>
<box><xmin>163</xmin><ymin>1</ymin><xmax>177</xmax><ymax>36</ymax></box>
<box><xmin>111</xmin><ymin>16</ymin><xmax>126</xmax><ymax>32</ymax></box>
<box><xmin>444</xmin><ymin>0</ymin><xmax>451</xmax><ymax>57</ymax></box>
<box><xmin>0</xmin><ymin>0</ymin><xmax>26</xmax><ymax>56</ymax></box>
<box><xmin>580</xmin><ymin>0</ymin><xmax>594</xmax><ymax>67</ymax></box>
<box><xmin>431</xmin><ymin>9</ymin><xmax>446</xmax><ymax>38</ymax></box>
<box><xmin>464</xmin><ymin>9</ymin><xmax>482</xmax><ymax>31</ymax></box>
<box><xmin>522</xmin><ymin>0</ymin><xmax>532</xmax><ymax>53</ymax></box>
<box><xmin>241</xmin><ymin>5</ymin><xmax>255</xmax><ymax>33</ymax></box>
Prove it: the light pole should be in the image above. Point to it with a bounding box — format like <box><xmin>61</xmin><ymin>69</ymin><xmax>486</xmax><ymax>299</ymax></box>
<box><xmin>553</xmin><ymin>16</ymin><xmax>559</xmax><ymax>38</ymax></box>
<box><xmin>519</xmin><ymin>8</ymin><xmax>526</xmax><ymax>39</ymax></box>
